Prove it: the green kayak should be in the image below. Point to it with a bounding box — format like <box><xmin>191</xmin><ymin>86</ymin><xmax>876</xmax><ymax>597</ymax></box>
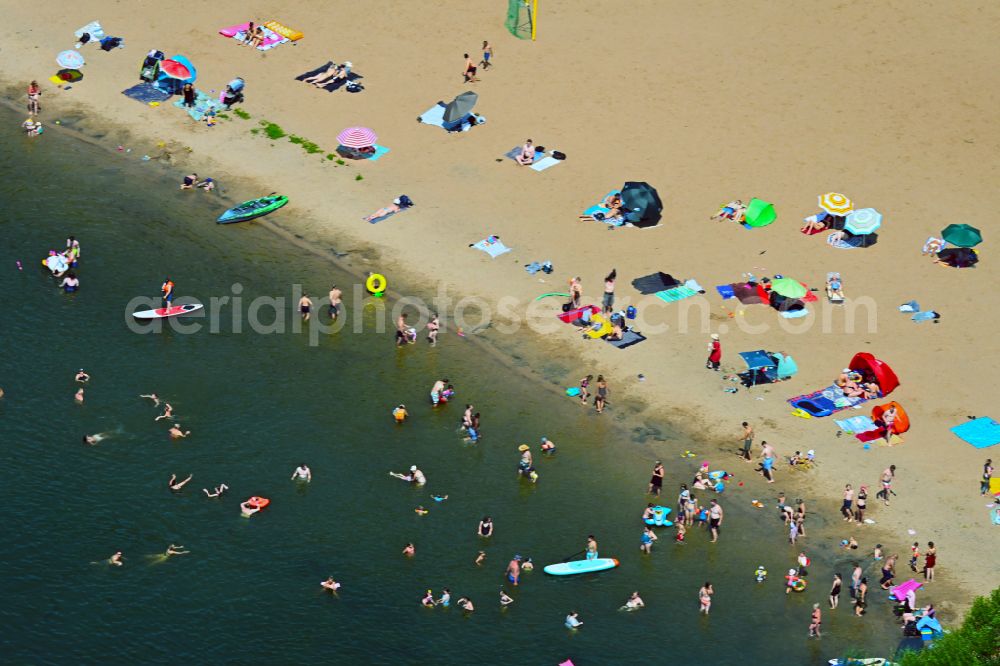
<box><xmin>217</xmin><ymin>195</ymin><xmax>288</xmax><ymax>224</ymax></box>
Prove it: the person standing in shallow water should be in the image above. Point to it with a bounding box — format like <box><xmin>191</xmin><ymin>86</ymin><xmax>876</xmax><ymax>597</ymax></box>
<box><xmin>698</xmin><ymin>582</ymin><xmax>713</xmax><ymax>614</ymax></box>
<box><xmin>739</xmin><ymin>421</ymin><xmax>754</xmax><ymax>461</ymax></box>
<box><xmin>648</xmin><ymin>461</ymin><xmax>664</xmax><ymax>496</ymax></box>
<box><xmin>594</xmin><ymin>375</ymin><xmax>608</xmax><ymax>414</ymax></box>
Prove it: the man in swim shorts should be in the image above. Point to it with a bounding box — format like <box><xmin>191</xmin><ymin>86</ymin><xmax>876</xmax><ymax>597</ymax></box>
<box><xmin>740</xmin><ymin>421</ymin><xmax>754</xmax><ymax>461</ymax></box>
<box><xmin>430</xmin><ymin>378</ymin><xmax>448</xmax><ymax>405</ymax></box>
<box><xmin>161</xmin><ymin>278</ymin><xmax>175</xmax><ymax>306</ymax></box>
<box><xmin>506</xmin><ymin>556</ymin><xmax>521</xmax><ymax>586</ymax></box>
<box><xmin>327</xmin><ymin>285</ymin><xmax>342</xmax><ymax>319</ymax></box>
<box><xmin>299</xmin><ymin>293</ymin><xmax>313</xmax><ymax>321</ymax></box>
<box><xmin>291</xmin><ymin>464</ymin><xmax>312</xmax><ymax>482</ymax></box>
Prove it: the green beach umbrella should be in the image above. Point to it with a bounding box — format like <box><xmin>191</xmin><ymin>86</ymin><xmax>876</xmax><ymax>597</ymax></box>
<box><xmin>770</xmin><ymin>277</ymin><xmax>807</xmax><ymax>299</ymax></box>
<box><xmin>941</xmin><ymin>223</ymin><xmax>982</xmax><ymax>248</ymax></box>
<box><xmin>745</xmin><ymin>198</ymin><xmax>776</xmax><ymax>228</ymax></box>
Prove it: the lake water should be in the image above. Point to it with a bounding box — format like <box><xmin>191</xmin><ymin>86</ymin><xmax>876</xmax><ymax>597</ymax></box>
<box><xmin>0</xmin><ymin>105</ymin><xmax>907</xmax><ymax>665</ymax></box>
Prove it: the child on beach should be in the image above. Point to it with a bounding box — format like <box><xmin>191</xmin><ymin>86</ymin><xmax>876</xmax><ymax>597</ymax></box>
<box><xmin>480</xmin><ymin>41</ymin><xmax>493</xmax><ymax>69</ymax></box>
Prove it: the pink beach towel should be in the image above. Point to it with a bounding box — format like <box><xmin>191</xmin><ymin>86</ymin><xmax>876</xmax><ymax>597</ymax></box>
<box><xmin>219</xmin><ymin>23</ymin><xmax>287</xmax><ymax>50</ymax></box>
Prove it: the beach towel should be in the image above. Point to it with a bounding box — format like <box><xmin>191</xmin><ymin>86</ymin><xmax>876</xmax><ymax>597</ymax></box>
<box><xmin>122</xmin><ymin>82</ymin><xmax>172</xmax><ymax>104</ymax></box>
<box><xmin>558</xmin><ymin>305</ymin><xmax>600</xmax><ymax>324</ymax></box>
<box><xmin>360</xmin><ymin>145</ymin><xmax>390</xmax><ymax>161</ymax></box>
<box><xmin>715</xmin><ymin>284</ymin><xmax>735</xmax><ymax>299</ymax></box>
<box><xmin>471</xmin><ymin>237</ymin><xmax>511</xmax><ymax>258</ymax></box>
<box><xmin>788</xmin><ymin>385</ymin><xmax>866</xmax><ymax>417</ymax></box>
<box><xmin>655</xmin><ymin>286</ymin><xmax>698</xmax><ymax>303</ymax></box>
<box><xmin>418</xmin><ymin>103</ymin><xmax>484</xmax><ymax>132</ymax></box>
<box><xmin>950</xmin><ymin>417</ymin><xmax>1000</xmax><ymax>449</ymax></box>
<box><xmin>911</xmin><ymin>310</ymin><xmax>939</xmax><ymax>322</ymax></box>
<box><xmin>835</xmin><ymin>415</ymin><xmax>878</xmax><ymax>434</ymax></box>
<box><xmin>530</xmin><ymin>156</ymin><xmax>561</xmax><ymax>172</ymax></box>
<box><xmin>581</xmin><ymin>190</ymin><xmax>623</xmax><ymax>225</ymax></box>
<box><xmin>922</xmin><ymin>237</ymin><xmax>947</xmax><ymax>254</ymax></box>
<box><xmin>504</xmin><ymin>146</ymin><xmax>544</xmax><ymax>164</ymax></box>
<box><xmin>367</xmin><ymin>207</ymin><xmax>410</xmax><ymax>225</ymax></box>
<box><xmin>827</xmin><ymin>232</ymin><xmax>864</xmax><ymax>249</ymax></box>
<box><xmin>606</xmin><ymin>329</ymin><xmax>646</xmax><ymax>349</ymax></box>
<box><xmin>173</xmin><ymin>90</ymin><xmax>223</xmax><ymax>122</ymax></box>
<box><xmin>75</xmin><ymin>21</ymin><xmax>105</xmax><ymax>43</ymax></box>
<box><xmin>633</xmin><ymin>272</ymin><xmax>682</xmax><ymax>294</ymax></box>
<box><xmin>219</xmin><ymin>23</ymin><xmax>289</xmax><ymax>50</ymax></box>
<box><xmin>730</xmin><ymin>282</ymin><xmax>769</xmax><ymax>305</ymax></box>
<box><xmin>296</xmin><ymin>64</ymin><xmax>365</xmax><ymax>92</ymax></box>
<box><xmin>779</xmin><ymin>308</ymin><xmax>809</xmax><ymax>319</ymax></box>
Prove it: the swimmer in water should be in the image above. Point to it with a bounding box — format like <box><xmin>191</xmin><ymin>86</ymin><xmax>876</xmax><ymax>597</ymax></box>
<box><xmin>415</xmin><ymin>506</ymin><xmax>429</xmax><ymax>515</ymax></box>
<box><xmin>321</xmin><ymin>577</ymin><xmax>341</xmax><ymax>593</ymax></box>
<box><xmin>522</xmin><ymin>558</ymin><xmax>534</xmax><ymax>572</ymax></box>
<box><xmin>475</xmin><ymin>551</ymin><xmax>486</xmax><ymax>566</ymax></box>
<box><xmin>148</xmin><ymin>544</ymin><xmax>190</xmax><ymax>563</ymax></box>
<box><xmin>240</xmin><ymin>500</ymin><xmax>261</xmax><ymax>517</ymax></box>
<box><xmin>154</xmin><ymin>403</ymin><xmax>174</xmax><ymax>421</ymax></box>
<box><xmin>291</xmin><ymin>464</ymin><xmax>312</xmax><ymax>482</ymax></box>
<box><xmin>402</xmin><ymin>543</ymin><xmax>415</xmax><ymax>557</ymax></box>
<box><xmin>431</xmin><ymin>494</ymin><xmax>449</xmax><ymax>502</ymax></box>
<box><xmin>421</xmin><ymin>590</ymin><xmax>435</xmax><ymax>607</ymax></box>
<box><xmin>506</xmin><ymin>555</ymin><xmax>521</xmax><ymax>586</ymax></box>
<box><xmin>540</xmin><ymin>437</ymin><xmax>556</xmax><ymax>454</ymax></box>
<box><xmin>392</xmin><ymin>404</ymin><xmax>408</xmax><ymax>423</ymax></box>
<box><xmin>74</xmin><ymin>388</ymin><xmax>85</xmax><ymax>404</ymax></box>
<box><xmin>462</xmin><ymin>404</ymin><xmax>474</xmax><ymax>428</ymax></box>
<box><xmin>621</xmin><ymin>591</ymin><xmax>645</xmax><ymax>611</ymax></box>
<box><xmin>478</xmin><ymin>516</ymin><xmax>494</xmax><ymax>537</ymax></box>
<box><xmin>75</xmin><ymin>369</ymin><xmax>90</xmax><ymax>383</ymax></box>
<box><xmin>168</xmin><ymin>424</ymin><xmax>191</xmax><ymax>439</ymax></box>
<box><xmin>457</xmin><ymin>597</ymin><xmax>474</xmax><ymax>612</ymax></box>
<box><xmin>203</xmin><ymin>483</ymin><xmax>229</xmax><ymax>498</ymax></box>
<box><xmin>437</xmin><ymin>588</ymin><xmax>451</xmax><ymax>607</ymax></box>
<box><xmin>499</xmin><ymin>589</ymin><xmax>514</xmax><ymax>606</ymax></box>
<box><xmin>139</xmin><ymin>393</ymin><xmax>160</xmax><ymax>406</ymax></box>
<box><xmin>168</xmin><ymin>473</ymin><xmax>193</xmax><ymax>492</ymax></box>
<box><xmin>390</xmin><ymin>465</ymin><xmax>426</xmax><ymax>485</ymax></box>
<box><xmin>83</xmin><ymin>435</ymin><xmax>98</xmax><ymax>445</ymax></box>
<box><xmin>108</xmin><ymin>551</ymin><xmax>123</xmax><ymax>566</ymax></box>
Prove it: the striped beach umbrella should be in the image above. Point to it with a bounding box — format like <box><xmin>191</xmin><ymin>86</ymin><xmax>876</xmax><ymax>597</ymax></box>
<box><xmin>818</xmin><ymin>192</ymin><xmax>853</xmax><ymax>216</ymax></box>
<box><xmin>844</xmin><ymin>208</ymin><xmax>882</xmax><ymax>235</ymax></box>
<box><xmin>336</xmin><ymin>126</ymin><xmax>378</xmax><ymax>148</ymax></box>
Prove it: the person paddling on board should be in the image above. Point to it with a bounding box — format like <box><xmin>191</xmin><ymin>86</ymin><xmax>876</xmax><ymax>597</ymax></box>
<box><xmin>586</xmin><ymin>535</ymin><xmax>598</xmax><ymax>560</ymax></box>
<box><xmin>161</xmin><ymin>278</ymin><xmax>175</xmax><ymax>308</ymax></box>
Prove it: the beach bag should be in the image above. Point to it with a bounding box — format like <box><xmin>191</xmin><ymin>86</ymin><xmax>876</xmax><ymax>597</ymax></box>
<box><xmin>561</xmin><ymin>303</ymin><xmax>572</xmax><ymax>313</ymax></box>
<box><xmin>552</xmin><ymin>151</ymin><xmax>566</xmax><ymax>160</ymax></box>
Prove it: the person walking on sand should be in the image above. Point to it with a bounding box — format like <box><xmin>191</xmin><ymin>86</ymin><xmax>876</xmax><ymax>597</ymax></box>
<box><xmin>462</xmin><ymin>53</ymin><xmax>478</xmax><ymax>83</ymax></box>
<box><xmin>328</xmin><ymin>285</ymin><xmax>342</xmax><ymax>320</ymax></box>
<box><xmin>830</xmin><ymin>573</ymin><xmax>842</xmax><ymax>609</ymax></box>
<box><xmin>594</xmin><ymin>375</ymin><xmax>608</xmax><ymax>414</ymax></box>
<box><xmin>298</xmin><ymin>293</ymin><xmax>313</xmax><ymax>322</ymax></box>
<box><xmin>706</xmin><ymin>334</ymin><xmax>721</xmax><ymax>371</ymax></box>
<box><xmin>923</xmin><ymin>542</ymin><xmax>936</xmax><ymax>581</ymax></box>
<box><xmin>708</xmin><ymin>499</ymin><xmax>723</xmax><ymax>543</ymax></box>
<box><xmin>809</xmin><ymin>603</ymin><xmax>822</xmax><ymax>638</ymax></box>
<box><xmin>981</xmin><ymin>459</ymin><xmax>994</xmax><ymax>496</ymax></box>
<box><xmin>480</xmin><ymin>40</ymin><xmax>493</xmax><ymax>69</ymax></box>
<box><xmin>877</xmin><ymin>465</ymin><xmax>896</xmax><ymax>506</ymax></box>
<box><xmin>698</xmin><ymin>582</ymin><xmax>713</xmax><ymax>615</ymax></box>
<box><xmin>602</xmin><ymin>269</ymin><xmax>617</xmax><ymax>315</ymax></box>
<box><xmin>739</xmin><ymin>422</ymin><xmax>754</xmax><ymax>461</ymax></box>
<box><xmin>569</xmin><ymin>277</ymin><xmax>582</xmax><ymax>309</ymax></box>
<box><xmin>648</xmin><ymin>461</ymin><xmax>664</xmax><ymax>496</ymax></box>
<box><xmin>841</xmin><ymin>484</ymin><xmax>854</xmax><ymax>521</ymax></box>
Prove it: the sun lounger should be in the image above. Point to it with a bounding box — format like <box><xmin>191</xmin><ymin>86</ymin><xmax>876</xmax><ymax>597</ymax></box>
<box><xmin>470</xmin><ymin>236</ymin><xmax>511</xmax><ymax>258</ymax></box>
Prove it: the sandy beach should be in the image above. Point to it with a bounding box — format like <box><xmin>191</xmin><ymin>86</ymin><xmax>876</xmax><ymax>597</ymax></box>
<box><xmin>3</xmin><ymin>0</ymin><xmax>999</xmax><ymax>618</ymax></box>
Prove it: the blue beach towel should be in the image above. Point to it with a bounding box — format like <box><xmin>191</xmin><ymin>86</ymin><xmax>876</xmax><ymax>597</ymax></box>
<box><xmin>827</xmin><ymin>232</ymin><xmax>864</xmax><ymax>249</ymax></box>
<box><xmin>779</xmin><ymin>309</ymin><xmax>810</xmax><ymax>319</ymax></box>
<box><xmin>715</xmin><ymin>284</ymin><xmax>736</xmax><ymax>299</ymax></box>
<box><xmin>419</xmin><ymin>102</ymin><xmax>485</xmax><ymax>132</ymax></box>
<box><xmin>173</xmin><ymin>90</ymin><xmax>223</xmax><ymax>121</ymax></box>
<box><xmin>122</xmin><ymin>82</ymin><xmax>172</xmax><ymax>104</ymax></box>
<box><xmin>950</xmin><ymin>417</ymin><xmax>1000</xmax><ymax>449</ymax></box>
<box><xmin>363</xmin><ymin>144</ymin><xmax>390</xmax><ymax>161</ymax></box>
<box><xmin>835</xmin><ymin>415</ymin><xmax>878</xmax><ymax>434</ymax></box>
<box><xmin>471</xmin><ymin>237</ymin><xmax>511</xmax><ymax>258</ymax></box>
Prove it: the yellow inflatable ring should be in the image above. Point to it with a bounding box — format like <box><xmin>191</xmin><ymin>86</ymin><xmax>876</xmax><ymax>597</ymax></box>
<box><xmin>793</xmin><ymin>579</ymin><xmax>807</xmax><ymax>592</ymax></box>
<box><xmin>366</xmin><ymin>273</ymin><xmax>387</xmax><ymax>294</ymax></box>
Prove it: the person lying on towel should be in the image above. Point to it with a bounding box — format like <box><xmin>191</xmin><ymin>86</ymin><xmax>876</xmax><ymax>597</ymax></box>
<box><xmin>364</xmin><ymin>195</ymin><xmax>414</xmax><ymax>222</ymax></box>
<box><xmin>711</xmin><ymin>200</ymin><xmax>746</xmax><ymax>222</ymax></box>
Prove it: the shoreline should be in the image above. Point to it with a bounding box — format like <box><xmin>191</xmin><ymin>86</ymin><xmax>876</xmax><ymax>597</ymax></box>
<box><xmin>2</xmin><ymin>0</ymin><xmax>997</xmax><ymax>617</ymax></box>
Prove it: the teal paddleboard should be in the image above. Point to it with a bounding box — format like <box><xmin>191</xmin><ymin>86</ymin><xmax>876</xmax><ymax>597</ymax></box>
<box><xmin>543</xmin><ymin>558</ymin><xmax>619</xmax><ymax>576</ymax></box>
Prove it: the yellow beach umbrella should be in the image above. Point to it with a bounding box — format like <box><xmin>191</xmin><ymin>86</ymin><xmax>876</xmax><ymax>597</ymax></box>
<box><xmin>818</xmin><ymin>192</ymin><xmax>853</xmax><ymax>216</ymax></box>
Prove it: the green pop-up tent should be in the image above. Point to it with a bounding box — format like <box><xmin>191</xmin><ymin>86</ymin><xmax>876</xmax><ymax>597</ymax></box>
<box><xmin>745</xmin><ymin>198</ymin><xmax>776</xmax><ymax>228</ymax></box>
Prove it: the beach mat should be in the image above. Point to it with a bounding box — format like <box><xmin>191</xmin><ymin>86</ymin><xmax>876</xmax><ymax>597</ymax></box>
<box><xmin>504</xmin><ymin>146</ymin><xmax>544</xmax><ymax>164</ymax></box>
<box><xmin>363</xmin><ymin>144</ymin><xmax>390</xmax><ymax>161</ymax></box>
<box><xmin>827</xmin><ymin>231</ymin><xmax>864</xmax><ymax>249</ymax></box>
<box><xmin>219</xmin><ymin>23</ymin><xmax>289</xmax><ymax>50</ymax></box>
<box><xmin>606</xmin><ymin>330</ymin><xmax>646</xmax><ymax>349</ymax></box>
<box><xmin>471</xmin><ymin>237</ymin><xmax>511</xmax><ymax>258</ymax></box>
<box><xmin>788</xmin><ymin>385</ymin><xmax>865</xmax><ymax>416</ymax></box>
<box><xmin>122</xmin><ymin>82</ymin><xmax>171</xmax><ymax>104</ymax></box>
<box><xmin>530</xmin><ymin>156</ymin><xmax>561</xmax><ymax>172</ymax></box>
<box><xmin>633</xmin><ymin>272</ymin><xmax>682</xmax><ymax>294</ymax></box>
<box><xmin>173</xmin><ymin>90</ymin><xmax>223</xmax><ymax>121</ymax></box>
<box><xmin>950</xmin><ymin>417</ymin><xmax>1000</xmax><ymax>449</ymax></box>
<box><xmin>418</xmin><ymin>103</ymin><xmax>484</xmax><ymax>132</ymax></box>
<box><xmin>655</xmin><ymin>286</ymin><xmax>698</xmax><ymax>303</ymax></box>
<box><xmin>295</xmin><ymin>61</ymin><xmax>332</xmax><ymax>80</ymax></box>
<box><xmin>835</xmin><ymin>415</ymin><xmax>878</xmax><ymax>434</ymax></box>
<box><xmin>779</xmin><ymin>308</ymin><xmax>809</xmax><ymax>318</ymax></box>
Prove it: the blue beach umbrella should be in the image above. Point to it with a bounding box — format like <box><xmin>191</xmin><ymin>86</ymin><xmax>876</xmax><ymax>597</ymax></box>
<box><xmin>844</xmin><ymin>208</ymin><xmax>882</xmax><ymax>235</ymax></box>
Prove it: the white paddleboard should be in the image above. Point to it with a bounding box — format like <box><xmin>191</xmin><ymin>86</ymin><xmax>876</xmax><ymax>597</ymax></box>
<box><xmin>133</xmin><ymin>303</ymin><xmax>203</xmax><ymax>319</ymax></box>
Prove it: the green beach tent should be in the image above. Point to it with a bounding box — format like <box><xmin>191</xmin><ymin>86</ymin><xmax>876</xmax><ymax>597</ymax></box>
<box><xmin>745</xmin><ymin>198</ymin><xmax>776</xmax><ymax>228</ymax></box>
